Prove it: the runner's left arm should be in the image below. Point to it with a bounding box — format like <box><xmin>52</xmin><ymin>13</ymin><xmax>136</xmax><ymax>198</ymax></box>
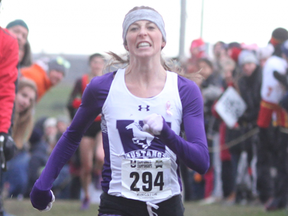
<box><xmin>159</xmin><ymin>77</ymin><xmax>209</xmax><ymax>174</ymax></box>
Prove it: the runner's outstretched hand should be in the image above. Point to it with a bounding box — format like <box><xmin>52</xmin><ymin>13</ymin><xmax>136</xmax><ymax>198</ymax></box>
<box><xmin>30</xmin><ymin>184</ymin><xmax>55</xmax><ymax>211</ymax></box>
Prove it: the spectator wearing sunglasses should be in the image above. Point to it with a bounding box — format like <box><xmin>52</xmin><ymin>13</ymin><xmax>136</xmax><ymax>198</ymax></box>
<box><xmin>20</xmin><ymin>57</ymin><xmax>70</xmax><ymax>102</ymax></box>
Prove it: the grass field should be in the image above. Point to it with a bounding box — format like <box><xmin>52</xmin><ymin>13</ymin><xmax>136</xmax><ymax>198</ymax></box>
<box><xmin>34</xmin><ymin>83</ymin><xmax>73</xmax><ymax>120</ymax></box>
<box><xmin>4</xmin><ymin>199</ymin><xmax>288</xmax><ymax>216</ymax></box>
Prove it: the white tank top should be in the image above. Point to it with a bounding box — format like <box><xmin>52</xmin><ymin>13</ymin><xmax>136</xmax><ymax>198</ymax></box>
<box><xmin>101</xmin><ymin>68</ymin><xmax>183</xmax><ymax>203</ymax></box>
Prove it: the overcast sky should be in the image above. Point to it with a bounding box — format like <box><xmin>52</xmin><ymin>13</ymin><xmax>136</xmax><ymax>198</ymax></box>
<box><xmin>1</xmin><ymin>0</ymin><xmax>288</xmax><ymax>58</ymax></box>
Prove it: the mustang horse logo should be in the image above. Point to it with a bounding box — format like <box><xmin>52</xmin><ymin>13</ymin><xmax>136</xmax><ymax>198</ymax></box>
<box><xmin>125</xmin><ymin>121</ymin><xmax>154</xmax><ymax>150</ymax></box>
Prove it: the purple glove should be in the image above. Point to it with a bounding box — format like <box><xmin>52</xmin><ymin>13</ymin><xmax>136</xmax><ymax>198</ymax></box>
<box><xmin>30</xmin><ymin>184</ymin><xmax>55</xmax><ymax>211</ymax></box>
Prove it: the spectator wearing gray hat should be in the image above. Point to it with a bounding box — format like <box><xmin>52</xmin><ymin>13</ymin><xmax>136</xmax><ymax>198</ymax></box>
<box><xmin>20</xmin><ymin>56</ymin><xmax>70</xmax><ymax>101</ymax></box>
<box><xmin>6</xmin><ymin>19</ymin><xmax>28</xmax><ymax>50</ymax></box>
<box><xmin>6</xmin><ymin>19</ymin><xmax>32</xmax><ymax>68</ymax></box>
<box><xmin>223</xmin><ymin>50</ymin><xmax>262</xmax><ymax>205</ymax></box>
<box><xmin>238</xmin><ymin>50</ymin><xmax>259</xmax><ymax>76</ymax></box>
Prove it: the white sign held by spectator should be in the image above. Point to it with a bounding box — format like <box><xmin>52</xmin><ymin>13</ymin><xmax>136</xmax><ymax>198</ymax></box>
<box><xmin>215</xmin><ymin>86</ymin><xmax>247</xmax><ymax>128</ymax></box>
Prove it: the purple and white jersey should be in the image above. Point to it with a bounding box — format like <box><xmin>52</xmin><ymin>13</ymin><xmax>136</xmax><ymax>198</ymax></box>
<box><xmin>101</xmin><ymin>69</ymin><xmax>182</xmax><ymax>202</ymax></box>
<box><xmin>34</xmin><ymin>68</ymin><xmax>209</xmax><ymax>205</ymax></box>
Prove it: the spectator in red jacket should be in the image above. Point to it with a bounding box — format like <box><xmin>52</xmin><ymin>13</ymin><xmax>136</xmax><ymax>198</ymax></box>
<box><xmin>0</xmin><ymin>16</ymin><xmax>19</xmax><ymax>216</ymax></box>
<box><xmin>0</xmin><ymin>27</ymin><xmax>18</xmax><ymax>140</ymax></box>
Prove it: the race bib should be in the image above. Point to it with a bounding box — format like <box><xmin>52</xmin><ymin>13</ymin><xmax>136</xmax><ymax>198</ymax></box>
<box><xmin>121</xmin><ymin>158</ymin><xmax>172</xmax><ymax>200</ymax></box>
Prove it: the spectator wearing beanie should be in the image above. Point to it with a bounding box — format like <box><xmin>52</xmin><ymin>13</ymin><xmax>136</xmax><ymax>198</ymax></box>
<box><xmin>21</xmin><ymin>57</ymin><xmax>70</xmax><ymax>101</ymax></box>
<box><xmin>6</xmin><ymin>19</ymin><xmax>32</xmax><ymax>68</ymax></box>
<box><xmin>238</xmin><ymin>50</ymin><xmax>259</xmax><ymax>68</ymax></box>
<box><xmin>235</xmin><ymin>51</ymin><xmax>262</xmax><ymax>204</ymax></box>
<box><xmin>227</xmin><ymin>42</ymin><xmax>242</xmax><ymax>64</ymax></box>
<box><xmin>269</xmin><ymin>27</ymin><xmax>288</xmax><ymax>57</ymax></box>
<box><xmin>190</xmin><ymin>38</ymin><xmax>206</xmax><ymax>59</ymax></box>
<box><xmin>6</xmin><ymin>19</ymin><xmax>28</xmax><ymax>49</ymax></box>
<box><xmin>257</xmin><ymin>44</ymin><xmax>274</xmax><ymax>68</ymax></box>
<box><xmin>184</xmin><ymin>38</ymin><xmax>207</xmax><ymax>74</ymax></box>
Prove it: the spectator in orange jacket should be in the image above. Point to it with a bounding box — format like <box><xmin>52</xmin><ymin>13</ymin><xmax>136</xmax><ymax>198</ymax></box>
<box><xmin>21</xmin><ymin>57</ymin><xmax>70</xmax><ymax>101</ymax></box>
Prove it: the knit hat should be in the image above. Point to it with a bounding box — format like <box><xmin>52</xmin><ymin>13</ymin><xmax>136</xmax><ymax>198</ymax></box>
<box><xmin>281</xmin><ymin>40</ymin><xmax>288</xmax><ymax>57</ymax></box>
<box><xmin>191</xmin><ymin>38</ymin><xmax>205</xmax><ymax>50</ymax></box>
<box><xmin>190</xmin><ymin>38</ymin><xmax>206</xmax><ymax>58</ymax></box>
<box><xmin>48</xmin><ymin>57</ymin><xmax>70</xmax><ymax>76</ymax></box>
<box><xmin>238</xmin><ymin>50</ymin><xmax>259</xmax><ymax>66</ymax></box>
<box><xmin>257</xmin><ymin>44</ymin><xmax>274</xmax><ymax>60</ymax></box>
<box><xmin>270</xmin><ymin>28</ymin><xmax>288</xmax><ymax>47</ymax></box>
<box><xmin>6</xmin><ymin>19</ymin><xmax>29</xmax><ymax>31</ymax></box>
<box><xmin>229</xmin><ymin>47</ymin><xmax>242</xmax><ymax>63</ymax></box>
<box><xmin>228</xmin><ymin>42</ymin><xmax>241</xmax><ymax>49</ymax></box>
<box><xmin>57</xmin><ymin>115</ymin><xmax>70</xmax><ymax>125</ymax></box>
<box><xmin>44</xmin><ymin>117</ymin><xmax>57</xmax><ymax>129</ymax></box>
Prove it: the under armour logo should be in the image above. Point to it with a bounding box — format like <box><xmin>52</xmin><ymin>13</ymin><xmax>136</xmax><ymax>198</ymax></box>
<box><xmin>138</xmin><ymin>105</ymin><xmax>150</xmax><ymax>111</ymax></box>
<box><xmin>130</xmin><ymin>160</ymin><xmax>137</xmax><ymax>168</ymax></box>
<box><xmin>155</xmin><ymin>160</ymin><xmax>163</xmax><ymax>168</ymax></box>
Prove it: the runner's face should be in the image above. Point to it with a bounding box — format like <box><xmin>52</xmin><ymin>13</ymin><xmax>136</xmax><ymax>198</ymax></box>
<box><xmin>125</xmin><ymin>20</ymin><xmax>165</xmax><ymax>59</ymax></box>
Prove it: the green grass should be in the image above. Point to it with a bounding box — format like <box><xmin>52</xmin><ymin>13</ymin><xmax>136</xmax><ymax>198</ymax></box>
<box><xmin>34</xmin><ymin>83</ymin><xmax>72</xmax><ymax>120</ymax></box>
<box><xmin>3</xmin><ymin>199</ymin><xmax>288</xmax><ymax>216</ymax></box>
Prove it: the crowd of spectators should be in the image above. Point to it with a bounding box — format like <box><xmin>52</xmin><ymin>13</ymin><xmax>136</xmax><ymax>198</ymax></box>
<box><xmin>2</xmin><ymin>16</ymin><xmax>288</xmax><ymax>214</ymax></box>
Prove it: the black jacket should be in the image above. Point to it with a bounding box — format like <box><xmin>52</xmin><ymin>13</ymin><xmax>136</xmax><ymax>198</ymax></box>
<box><xmin>237</xmin><ymin>65</ymin><xmax>262</xmax><ymax>125</ymax></box>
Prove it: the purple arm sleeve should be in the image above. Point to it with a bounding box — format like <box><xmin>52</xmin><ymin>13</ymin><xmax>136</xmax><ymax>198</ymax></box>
<box><xmin>33</xmin><ymin>73</ymin><xmax>113</xmax><ymax>191</ymax></box>
<box><xmin>159</xmin><ymin>76</ymin><xmax>209</xmax><ymax>174</ymax></box>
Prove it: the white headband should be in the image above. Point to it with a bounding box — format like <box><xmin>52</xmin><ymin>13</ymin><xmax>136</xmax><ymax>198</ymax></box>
<box><xmin>122</xmin><ymin>9</ymin><xmax>166</xmax><ymax>44</ymax></box>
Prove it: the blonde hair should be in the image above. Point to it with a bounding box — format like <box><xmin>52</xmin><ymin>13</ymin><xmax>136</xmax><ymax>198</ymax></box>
<box><xmin>12</xmin><ymin>78</ymin><xmax>37</xmax><ymax>149</ymax></box>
